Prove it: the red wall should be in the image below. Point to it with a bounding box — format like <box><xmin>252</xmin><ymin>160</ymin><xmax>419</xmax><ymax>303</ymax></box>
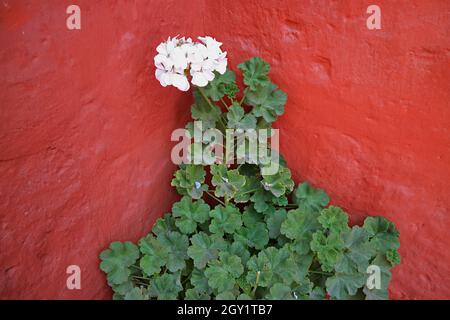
<box><xmin>1</xmin><ymin>0</ymin><xmax>449</xmax><ymax>299</ymax></box>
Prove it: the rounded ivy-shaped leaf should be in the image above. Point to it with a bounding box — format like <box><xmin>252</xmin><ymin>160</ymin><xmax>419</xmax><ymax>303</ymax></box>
<box><xmin>171</xmin><ymin>164</ymin><xmax>208</xmax><ymax>199</ymax></box>
<box><xmin>318</xmin><ymin>206</ymin><xmax>350</xmax><ymax>233</ymax></box>
<box><xmin>99</xmin><ymin>241</ymin><xmax>139</xmax><ymax>285</ymax></box>
<box><xmin>172</xmin><ymin>196</ymin><xmax>210</xmax><ymax>234</ymax></box>
<box><xmin>211</xmin><ymin>164</ymin><xmax>246</xmax><ymax>200</ymax></box>
<box><xmin>138</xmin><ymin>234</ymin><xmax>168</xmax><ymax>276</ymax></box>
<box><xmin>293</xmin><ymin>182</ymin><xmax>329</xmax><ymax>213</ymax></box>
<box><xmin>237</xmin><ymin>57</ymin><xmax>270</xmax><ymax>91</ymax></box>
<box><xmin>205</xmin><ymin>252</ymin><xmax>244</xmax><ymax>292</ymax></box>
<box><xmin>187</xmin><ymin>232</ymin><xmax>227</xmax><ymax>269</ymax></box>
<box><xmin>149</xmin><ymin>273</ymin><xmax>183</xmax><ymax>300</ymax></box>
<box><xmin>209</xmin><ymin>204</ymin><xmax>242</xmax><ymax>236</ymax></box>
<box><xmin>261</xmin><ymin>166</ymin><xmax>294</xmax><ymax>198</ymax></box>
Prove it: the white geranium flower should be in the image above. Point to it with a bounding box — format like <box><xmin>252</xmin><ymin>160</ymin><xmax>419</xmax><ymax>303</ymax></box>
<box><xmin>154</xmin><ymin>36</ymin><xmax>191</xmax><ymax>91</ymax></box>
<box><xmin>198</xmin><ymin>36</ymin><xmax>227</xmax><ymax>75</ymax></box>
<box><xmin>153</xmin><ymin>35</ymin><xmax>227</xmax><ymax>91</ymax></box>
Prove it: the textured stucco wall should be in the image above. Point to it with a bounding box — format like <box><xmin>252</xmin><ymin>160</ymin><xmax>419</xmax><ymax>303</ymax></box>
<box><xmin>1</xmin><ymin>0</ymin><xmax>449</xmax><ymax>299</ymax></box>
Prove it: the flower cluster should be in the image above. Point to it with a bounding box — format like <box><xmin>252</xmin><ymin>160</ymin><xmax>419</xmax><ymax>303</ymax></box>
<box><xmin>154</xmin><ymin>36</ymin><xmax>227</xmax><ymax>91</ymax></box>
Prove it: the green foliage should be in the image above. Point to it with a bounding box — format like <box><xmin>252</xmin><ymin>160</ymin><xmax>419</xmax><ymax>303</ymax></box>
<box><xmin>293</xmin><ymin>182</ymin><xmax>330</xmax><ymax>213</ymax></box>
<box><xmin>238</xmin><ymin>57</ymin><xmax>270</xmax><ymax>91</ymax></box>
<box><xmin>100</xmin><ymin>56</ymin><xmax>401</xmax><ymax>300</ymax></box>
<box><xmin>261</xmin><ymin>166</ymin><xmax>295</xmax><ymax>197</ymax></box>
<box><xmin>100</xmin><ymin>242</ymin><xmax>139</xmax><ymax>285</ymax></box>
<box><xmin>209</xmin><ymin>204</ymin><xmax>242</xmax><ymax>236</ymax></box>
<box><xmin>172</xmin><ymin>196</ymin><xmax>210</xmax><ymax>234</ymax></box>
<box><xmin>227</xmin><ymin>103</ymin><xmax>257</xmax><ymax>130</ymax></box>
<box><xmin>211</xmin><ymin>164</ymin><xmax>246</xmax><ymax>200</ymax></box>
<box><xmin>203</xmin><ymin>70</ymin><xmax>238</xmax><ymax>101</ymax></box>
<box><xmin>246</xmin><ymin>82</ymin><xmax>287</xmax><ymax>123</ymax></box>
<box><xmin>171</xmin><ymin>165</ymin><xmax>208</xmax><ymax>199</ymax></box>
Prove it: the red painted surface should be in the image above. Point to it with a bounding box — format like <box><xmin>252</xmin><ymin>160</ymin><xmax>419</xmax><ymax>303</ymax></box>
<box><xmin>0</xmin><ymin>0</ymin><xmax>449</xmax><ymax>299</ymax></box>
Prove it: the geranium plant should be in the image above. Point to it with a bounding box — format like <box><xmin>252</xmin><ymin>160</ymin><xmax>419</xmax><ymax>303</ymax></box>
<box><xmin>99</xmin><ymin>36</ymin><xmax>400</xmax><ymax>300</ymax></box>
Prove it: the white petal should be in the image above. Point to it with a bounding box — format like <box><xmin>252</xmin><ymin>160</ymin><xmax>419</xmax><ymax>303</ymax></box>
<box><xmin>172</xmin><ymin>46</ymin><xmax>189</xmax><ymax>70</ymax></box>
<box><xmin>171</xmin><ymin>73</ymin><xmax>190</xmax><ymax>91</ymax></box>
<box><xmin>161</xmin><ymin>72</ymin><xmax>173</xmax><ymax>86</ymax></box>
<box><xmin>215</xmin><ymin>58</ymin><xmax>227</xmax><ymax>74</ymax></box>
<box><xmin>203</xmin><ymin>69</ymin><xmax>215</xmax><ymax>81</ymax></box>
<box><xmin>154</xmin><ymin>54</ymin><xmax>172</xmax><ymax>70</ymax></box>
<box><xmin>155</xmin><ymin>68</ymin><xmax>165</xmax><ymax>81</ymax></box>
<box><xmin>191</xmin><ymin>72</ymin><xmax>209</xmax><ymax>87</ymax></box>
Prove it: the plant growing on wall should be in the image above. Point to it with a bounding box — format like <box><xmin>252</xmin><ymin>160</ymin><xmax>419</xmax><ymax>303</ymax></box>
<box><xmin>99</xmin><ymin>36</ymin><xmax>400</xmax><ymax>300</ymax></box>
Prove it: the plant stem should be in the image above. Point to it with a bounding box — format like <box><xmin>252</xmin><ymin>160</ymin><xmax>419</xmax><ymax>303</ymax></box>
<box><xmin>240</xmin><ymin>188</ymin><xmax>260</xmax><ymax>195</ymax></box>
<box><xmin>132</xmin><ymin>275</ymin><xmax>150</xmax><ymax>281</ymax></box>
<box><xmin>220</xmin><ymin>98</ymin><xmax>229</xmax><ymax>110</ymax></box>
<box><xmin>206</xmin><ymin>191</ymin><xmax>226</xmax><ymax>206</ymax></box>
<box><xmin>308</xmin><ymin>270</ymin><xmax>332</xmax><ymax>276</ymax></box>
<box><xmin>239</xmin><ymin>88</ymin><xmax>248</xmax><ymax>105</ymax></box>
<box><xmin>252</xmin><ymin>271</ymin><xmax>261</xmax><ymax>297</ymax></box>
<box><xmin>130</xmin><ymin>265</ymin><xmax>142</xmax><ymax>271</ymax></box>
<box><xmin>198</xmin><ymin>87</ymin><xmax>214</xmax><ymax>109</ymax></box>
<box><xmin>133</xmin><ymin>280</ymin><xmax>148</xmax><ymax>287</ymax></box>
<box><xmin>198</xmin><ymin>86</ymin><xmax>227</xmax><ymax>131</ymax></box>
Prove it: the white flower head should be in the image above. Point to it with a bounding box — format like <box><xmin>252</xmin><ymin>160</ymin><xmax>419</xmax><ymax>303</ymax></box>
<box><xmin>154</xmin><ymin>35</ymin><xmax>227</xmax><ymax>91</ymax></box>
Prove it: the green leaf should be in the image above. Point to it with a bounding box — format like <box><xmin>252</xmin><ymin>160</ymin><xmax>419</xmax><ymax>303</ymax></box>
<box><xmin>187</xmin><ymin>232</ymin><xmax>227</xmax><ymax>269</ymax></box>
<box><xmin>157</xmin><ymin>231</ymin><xmax>189</xmax><ymax>272</ymax></box>
<box><xmin>191</xmin><ymin>90</ymin><xmax>222</xmax><ymax>127</ymax></box>
<box><xmin>234</xmin><ymin>222</ymin><xmax>269</xmax><ymax>250</ymax></box>
<box><xmin>229</xmin><ymin>241</ymin><xmax>251</xmax><ymax>266</ymax></box>
<box><xmin>209</xmin><ymin>204</ymin><xmax>243</xmax><ymax>236</ymax></box>
<box><xmin>326</xmin><ymin>273</ymin><xmax>366</xmax><ymax>299</ymax></box>
<box><xmin>111</xmin><ymin>281</ymin><xmax>134</xmax><ymax>297</ymax></box>
<box><xmin>363</xmin><ymin>254</ymin><xmax>392</xmax><ymax>300</ymax></box>
<box><xmin>171</xmin><ymin>164</ymin><xmax>208</xmax><ymax>199</ymax></box>
<box><xmin>124</xmin><ymin>287</ymin><xmax>149</xmax><ymax>300</ymax></box>
<box><xmin>293</xmin><ymin>182</ymin><xmax>330</xmax><ymax>213</ymax></box>
<box><xmin>216</xmin><ymin>291</ymin><xmax>236</xmax><ymax>300</ymax></box>
<box><xmin>250</xmin><ymin>190</ymin><xmax>272</xmax><ymax>213</ymax></box>
<box><xmin>386</xmin><ymin>248</ymin><xmax>401</xmax><ymax>266</ymax></box>
<box><xmin>172</xmin><ymin>196</ymin><xmax>210</xmax><ymax>234</ymax></box>
<box><xmin>318</xmin><ymin>206</ymin><xmax>349</xmax><ymax>233</ymax></box>
<box><xmin>291</xmin><ymin>280</ymin><xmax>315</xmax><ymax>300</ymax></box>
<box><xmin>203</xmin><ymin>70</ymin><xmax>237</xmax><ymax>101</ymax></box>
<box><xmin>100</xmin><ymin>241</ymin><xmax>139</xmax><ymax>285</ymax></box>
<box><xmin>242</xmin><ymin>205</ymin><xmax>264</xmax><ymax>227</ymax></box>
<box><xmin>261</xmin><ymin>166</ymin><xmax>294</xmax><ymax>198</ymax></box>
<box><xmin>266</xmin><ymin>283</ymin><xmax>294</xmax><ymax>300</ymax></box>
<box><xmin>335</xmin><ymin>226</ymin><xmax>375</xmax><ymax>274</ymax></box>
<box><xmin>363</xmin><ymin>216</ymin><xmax>400</xmax><ymax>254</ymax></box>
<box><xmin>149</xmin><ymin>273</ymin><xmax>183</xmax><ymax>300</ymax></box>
<box><xmin>234</xmin><ymin>176</ymin><xmax>261</xmax><ymax>203</ymax></box>
<box><xmin>185</xmin><ymin>288</ymin><xmax>211</xmax><ymax>300</ymax></box>
<box><xmin>190</xmin><ymin>268</ymin><xmax>212</xmax><ymax>294</ymax></box>
<box><xmin>205</xmin><ymin>252</ymin><xmax>244</xmax><ymax>292</ymax></box>
<box><xmin>227</xmin><ymin>103</ymin><xmax>257</xmax><ymax>130</ymax></box>
<box><xmin>138</xmin><ymin>235</ymin><xmax>168</xmax><ymax>276</ymax></box>
<box><xmin>280</xmin><ymin>209</ymin><xmax>321</xmax><ymax>254</ymax></box>
<box><xmin>238</xmin><ymin>57</ymin><xmax>270</xmax><ymax>91</ymax></box>
<box><xmin>246</xmin><ymin>247</ymin><xmax>298</xmax><ymax>288</ymax></box>
<box><xmin>246</xmin><ymin>82</ymin><xmax>287</xmax><ymax>123</ymax></box>
<box><xmin>310</xmin><ymin>231</ymin><xmax>344</xmax><ymax>272</ymax></box>
<box><xmin>266</xmin><ymin>209</ymin><xmax>287</xmax><ymax>239</ymax></box>
<box><xmin>309</xmin><ymin>286</ymin><xmax>326</xmax><ymax>300</ymax></box>
<box><xmin>152</xmin><ymin>213</ymin><xmax>177</xmax><ymax>236</ymax></box>
<box><xmin>211</xmin><ymin>164</ymin><xmax>246</xmax><ymax>199</ymax></box>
